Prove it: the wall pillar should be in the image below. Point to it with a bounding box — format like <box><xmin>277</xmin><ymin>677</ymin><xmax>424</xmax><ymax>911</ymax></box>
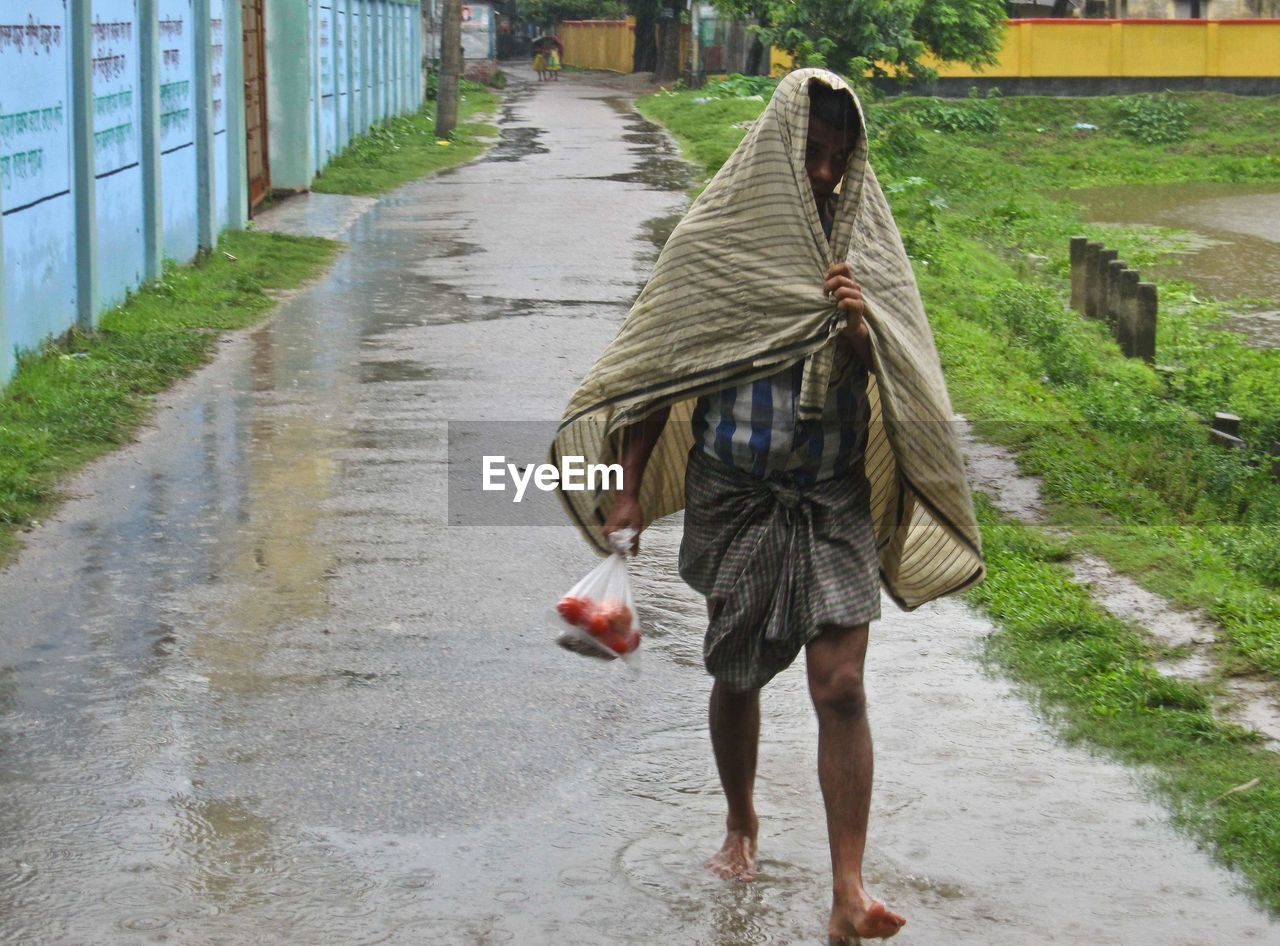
<box><xmin>345</xmin><ymin>1</ymin><xmax>356</xmax><ymax>142</ymax></box>
<box><xmin>265</xmin><ymin>0</ymin><xmax>314</xmax><ymax>190</ymax></box>
<box><xmin>139</xmin><ymin>0</ymin><xmax>164</xmax><ymax>279</ymax></box>
<box><xmin>224</xmin><ymin>0</ymin><xmax>248</xmax><ymax>228</ymax></box>
<box><xmin>360</xmin><ymin>1</ymin><xmax>370</xmax><ymax>131</ymax></box>
<box><xmin>194</xmin><ymin>0</ymin><xmax>217</xmax><ymax>251</ymax></box>
<box><xmin>312</xmin><ymin>0</ymin><xmax>322</xmax><ymax>172</ymax></box>
<box><xmin>0</xmin><ymin>183</ymin><xmax>9</xmax><ymax>387</ymax></box>
<box><xmin>70</xmin><ymin>0</ymin><xmax>98</xmax><ymax>329</ymax></box>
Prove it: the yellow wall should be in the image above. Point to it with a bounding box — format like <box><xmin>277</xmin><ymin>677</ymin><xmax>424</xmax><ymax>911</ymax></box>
<box><xmin>556</xmin><ymin>19</ymin><xmax>697</xmax><ymax>75</ymax></box>
<box><xmin>559</xmin><ymin>19</ymin><xmax>636</xmax><ymax>74</ymax></box>
<box><xmin>771</xmin><ymin>19</ymin><xmax>1280</xmax><ymax>79</ymax></box>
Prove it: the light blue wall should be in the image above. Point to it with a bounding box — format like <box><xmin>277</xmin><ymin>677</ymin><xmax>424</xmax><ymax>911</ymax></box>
<box><xmin>1</xmin><ymin>0</ymin><xmax>421</xmax><ymax>387</ymax></box>
<box><xmin>1</xmin><ymin>1</ymin><xmax>78</xmax><ymax>355</ymax></box>
<box><xmin>270</xmin><ymin>0</ymin><xmax>421</xmax><ymax>192</ymax></box>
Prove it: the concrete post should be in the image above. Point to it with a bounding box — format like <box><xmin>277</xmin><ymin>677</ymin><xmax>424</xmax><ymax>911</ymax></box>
<box><xmin>1134</xmin><ymin>282</ymin><xmax>1157</xmax><ymax>364</ymax></box>
<box><xmin>1209</xmin><ymin>413</ymin><xmax>1245</xmax><ymax>450</ymax></box>
<box><xmin>194</xmin><ymin>0</ymin><xmax>216</xmax><ymax>251</ymax></box>
<box><xmin>437</xmin><ymin>0</ymin><xmax>462</xmax><ymax>135</ymax></box>
<box><xmin>1106</xmin><ymin>259</ymin><xmax>1127</xmax><ymax>331</ymax></box>
<box><xmin>1084</xmin><ymin>241</ymin><xmax>1103</xmax><ymax>319</ymax></box>
<box><xmin>1118</xmin><ymin>269</ymin><xmax>1140</xmax><ymax>358</ymax></box>
<box><xmin>1213</xmin><ymin>413</ymin><xmax>1241</xmax><ymax>438</ymax></box>
<box><xmin>139</xmin><ymin>0</ymin><xmax>164</xmax><ymax>278</ymax></box>
<box><xmin>1069</xmin><ymin>236</ymin><xmax>1088</xmax><ymax>313</ymax></box>
<box><xmin>71</xmin><ymin>0</ymin><xmax>99</xmax><ymax>329</ymax></box>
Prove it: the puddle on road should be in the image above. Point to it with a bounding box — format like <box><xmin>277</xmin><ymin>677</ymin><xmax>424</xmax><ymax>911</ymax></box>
<box><xmin>587</xmin><ymin>97</ymin><xmax>698</xmax><ymax>192</ymax></box>
<box><xmin>1065</xmin><ymin>181</ymin><xmax>1280</xmax><ymax>346</ymax></box>
<box><xmin>480</xmin><ymin>87</ymin><xmax>549</xmax><ymax>163</ymax></box>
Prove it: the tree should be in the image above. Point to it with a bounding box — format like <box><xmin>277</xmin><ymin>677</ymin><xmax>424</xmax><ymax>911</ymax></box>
<box><xmin>520</xmin><ymin>0</ymin><xmax>627</xmax><ymax>29</ymax></box>
<box><xmin>629</xmin><ymin>0</ymin><xmax>658</xmax><ymax>72</ymax></box>
<box><xmin>654</xmin><ymin>0</ymin><xmax>682</xmax><ymax>80</ymax></box>
<box><xmin>736</xmin><ymin>0</ymin><xmax>1007</xmax><ymax>84</ymax></box>
<box><xmin>708</xmin><ymin>0</ymin><xmax>774</xmax><ymax>76</ymax></box>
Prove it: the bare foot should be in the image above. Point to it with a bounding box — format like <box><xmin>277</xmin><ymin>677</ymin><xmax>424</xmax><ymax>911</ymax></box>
<box><xmin>704</xmin><ymin>829</ymin><xmax>757</xmax><ymax>881</ymax></box>
<box><xmin>829</xmin><ymin>897</ymin><xmax>906</xmax><ymax>942</ymax></box>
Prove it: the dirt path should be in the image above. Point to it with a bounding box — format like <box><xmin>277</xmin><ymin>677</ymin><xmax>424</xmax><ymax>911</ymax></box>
<box><xmin>0</xmin><ymin>66</ymin><xmax>1274</xmax><ymax>944</ymax></box>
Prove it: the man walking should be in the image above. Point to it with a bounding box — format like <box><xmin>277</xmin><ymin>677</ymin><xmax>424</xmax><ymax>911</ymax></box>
<box><xmin>551</xmin><ymin>69</ymin><xmax>984</xmax><ymax>943</ymax></box>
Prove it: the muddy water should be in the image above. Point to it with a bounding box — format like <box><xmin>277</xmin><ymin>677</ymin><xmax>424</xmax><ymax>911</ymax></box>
<box><xmin>1</xmin><ymin>65</ymin><xmax>1277</xmax><ymax>944</ymax></box>
<box><xmin>1066</xmin><ymin>181</ymin><xmax>1280</xmax><ymax>346</ymax></box>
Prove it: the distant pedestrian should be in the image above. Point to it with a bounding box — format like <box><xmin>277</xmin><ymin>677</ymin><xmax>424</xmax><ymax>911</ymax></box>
<box><xmin>532</xmin><ymin>48</ymin><xmax>547</xmax><ymax>81</ymax></box>
<box><xmin>546</xmin><ymin>47</ymin><xmax>561</xmax><ymax>81</ymax></box>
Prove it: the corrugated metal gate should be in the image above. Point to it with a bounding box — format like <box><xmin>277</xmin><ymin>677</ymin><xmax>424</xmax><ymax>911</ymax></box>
<box><xmin>243</xmin><ymin>0</ymin><xmax>270</xmax><ymax>211</ymax></box>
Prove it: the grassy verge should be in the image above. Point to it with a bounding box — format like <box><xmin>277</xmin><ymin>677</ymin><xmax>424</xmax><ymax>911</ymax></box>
<box><xmin>310</xmin><ymin>80</ymin><xmax>501</xmax><ymax>195</ymax></box>
<box><xmin>0</xmin><ymin>230</ymin><xmax>340</xmax><ymax>564</ymax></box>
<box><xmin>639</xmin><ymin>82</ymin><xmax>1280</xmax><ymax>909</ymax></box>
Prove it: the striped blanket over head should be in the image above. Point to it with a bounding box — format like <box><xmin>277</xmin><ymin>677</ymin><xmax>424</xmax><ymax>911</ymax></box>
<box><xmin>550</xmin><ymin>68</ymin><xmax>984</xmax><ymax>611</ymax></box>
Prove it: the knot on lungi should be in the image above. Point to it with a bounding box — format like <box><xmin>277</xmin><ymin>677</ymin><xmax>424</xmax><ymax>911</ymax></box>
<box><xmin>678</xmin><ymin>448</ymin><xmax>882</xmax><ymax>691</ymax></box>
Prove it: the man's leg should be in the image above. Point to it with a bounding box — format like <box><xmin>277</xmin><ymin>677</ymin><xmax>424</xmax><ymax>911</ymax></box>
<box><xmin>704</xmin><ymin>679</ymin><xmax>761</xmax><ymax>881</ymax></box>
<box><xmin>806</xmin><ymin>624</ymin><xmax>905</xmax><ymax>942</ymax></box>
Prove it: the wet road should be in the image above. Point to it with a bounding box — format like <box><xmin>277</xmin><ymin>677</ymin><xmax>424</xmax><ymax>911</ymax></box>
<box><xmin>2</xmin><ymin>69</ymin><xmax>1277</xmax><ymax>944</ymax></box>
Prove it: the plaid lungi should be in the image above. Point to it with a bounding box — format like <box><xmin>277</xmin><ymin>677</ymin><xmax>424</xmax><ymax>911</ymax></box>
<box><xmin>678</xmin><ymin>447</ymin><xmax>882</xmax><ymax>691</ymax></box>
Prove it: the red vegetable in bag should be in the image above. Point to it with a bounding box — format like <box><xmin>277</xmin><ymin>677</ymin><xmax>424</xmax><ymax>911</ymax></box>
<box><xmin>550</xmin><ymin>529</ymin><xmax>642</xmax><ymax>669</ymax></box>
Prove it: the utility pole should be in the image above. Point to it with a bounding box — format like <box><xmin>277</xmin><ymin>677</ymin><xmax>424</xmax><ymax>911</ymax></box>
<box><xmin>436</xmin><ymin>0</ymin><xmax>463</xmax><ymax>136</ymax></box>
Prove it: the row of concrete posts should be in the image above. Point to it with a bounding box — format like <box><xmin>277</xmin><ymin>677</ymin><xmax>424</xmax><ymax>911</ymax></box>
<box><xmin>1069</xmin><ymin>237</ymin><xmax>1280</xmax><ymax>480</ymax></box>
<box><xmin>1069</xmin><ymin>236</ymin><xmax>1158</xmax><ymax>363</ymax></box>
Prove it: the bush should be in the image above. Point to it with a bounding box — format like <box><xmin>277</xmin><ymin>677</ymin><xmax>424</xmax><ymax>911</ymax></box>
<box><xmin>702</xmin><ymin>73</ymin><xmax>778</xmax><ymax>99</ymax></box>
<box><xmin>1116</xmin><ymin>94</ymin><xmax>1190</xmax><ymax>144</ymax></box>
<box><xmin>919</xmin><ymin>88</ymin><xmax>1001</xmax><ymax>134</ymax></box>
<box><xmin>867</xmin><ymin>110</ymin><xmax>924</xmax><ymax>164</ymax></box>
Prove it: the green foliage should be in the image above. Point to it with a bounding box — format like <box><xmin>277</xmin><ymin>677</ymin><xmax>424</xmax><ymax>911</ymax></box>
<box><xmin>866</xmin><ymin>108</ymin><xmax>924</xmax><ymax>164</ymax></box>
<box><xmin>1116</xmin><ymin>93</ymin><xmax>1192</xmax><ymax>145</ymax></box>
<box><xmin>701</xmin><ymin>73</ymin><xmax>777</xmax><ymax>99</ymax></box>
<box><xmin>755</xmin><ymin>0</ymin><xmax>1007</xmax><ymax>83</ymax></box>
<box><xmin>918</xmin><ymin>88</ymin><xmax>1002</xmax><ymax>133</ymax></box>
<box><xmin>313</xmin><ymin>82</ymin><xmax>499</xmax><ymax>196</ymax></box>
<box><xmin>519</xmin><ymin>0</ymin><xmax>625</xmax><ymax>28</ymax></box>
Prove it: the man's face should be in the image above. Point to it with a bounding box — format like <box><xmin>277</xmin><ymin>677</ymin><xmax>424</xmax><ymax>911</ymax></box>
<box><xmin>805</xmin><ymin>116</ymin><xmax>858</xmax><ymax>215</ymax></box>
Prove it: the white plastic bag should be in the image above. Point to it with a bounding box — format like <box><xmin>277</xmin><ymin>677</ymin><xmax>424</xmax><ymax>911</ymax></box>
<box><xmin>551</xmin><ymin>528</ymin><xmax>642</xmax><ymax>670</ymax></box>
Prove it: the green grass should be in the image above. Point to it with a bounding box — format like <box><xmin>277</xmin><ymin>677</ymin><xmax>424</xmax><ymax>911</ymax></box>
<box><xmin>969</xmin><ymin>495</ymin><xmax>1280</xmax><ymax>906</ymax></box>
<box><xmin>311</xmin><ymin>81</ymin><xmax>501</xmax><ymax>195</ymax></box>
<box><xmin>639</xmin><ymin>84</ymin><xmax>1280</xmax><ymax>910</ymax></box>
<box><xmin>2</xmin><ymin>82</ymin><xmax>506</xmax><ymax>563</ymax></box>
<box><xmin>0</xmin><ymin>229</ymin><xmax>340</xmax><ymax>563</ymax></box>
